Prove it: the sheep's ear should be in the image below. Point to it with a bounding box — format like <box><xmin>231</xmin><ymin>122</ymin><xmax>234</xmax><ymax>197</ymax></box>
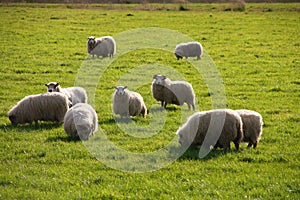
<box><xmin>162</xmin><ymin>75</ymin><xmax>167</xmax><ymax>79</ymax></box>
<box><xmin>45</xmin><ymin>83</ymin><xmax>48</xmax><ymax>86</ymax></box>
<box><xmin>55</xmin><ymin>82</ymin><xmax>60</xmax><ymax>87</ymax></box>
<box><xmin>153</xmin><ymin>75</ymin><xmax>157</xmax><ymax>79</ymax></box>
<box><xmin>114</xmin><ymin>86</ymin><xmax>118</xmax><ymax>89</ymax></box>
<box><xmin>124</xmin><ymin>86</ymin><xmax>128</xmax><ymax>89</ymax></box>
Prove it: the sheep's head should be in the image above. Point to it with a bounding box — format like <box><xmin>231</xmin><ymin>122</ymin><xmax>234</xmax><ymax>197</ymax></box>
<box><xmin>8</xmin><ymin>113</ymin><xmax>17</xmax><ymax>126</ymax></box>
<box><xmin>114</xmin><ymin>86</ymin><xmax>128</xmax><ymax>96</ymax></box>
<box><xmin>45</xmin><ymin>82</ymin><xmax>60</xmax><ymax>92</ymax></box>
<box><xmin>153</xmin><ymin>74</ymin><xmax>167</xmax><ymax>86</ymax></box>
<box><xmin>87</xmin><ymin>36</ymin><xmax>96</xmax><ymax>48</ymax></box>
<box><xmin>174</xmin><ymin>53</ymin><xmax>183</xmax><ymax>60</ymax></box>
<box><xmin>176</xmin><ymin>125</ymin><xmax>192</xmax><ymax>147</ymax></box>
<box><xmin>176</xmin><ymin>113</ymin><xmax>200</xmax><ymax>147</ymax></box>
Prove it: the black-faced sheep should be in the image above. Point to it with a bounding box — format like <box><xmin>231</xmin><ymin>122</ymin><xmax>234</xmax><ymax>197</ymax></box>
<box><xmin>152</xmin><ymin>74</ymin><xmax>195</xmax><ymax>110</ymax></box>
<box><xmin>174</xmin><ymin>42</ymin><xmax>203</xmax><ymax>60</ymax></box>
<box><xmin>8</xmin><ymin>93</ymin><xmax>69</xmax><ymax>125</ymax></box>
<box><xmin>176</xmin><ymin>109</ymin><xmax>243</xmax><ymax>150</ymax></box>
<box><xmin>63</xmin><ymin>103</ymin><xmax>98</xmax><ymax>141</ymax></box>
<box><xmin>45</xmin><ymin>82</ymin><xmax>87</xmax><ymax>107</ymax></box>
<box><xmin>113</xmin><ymin>86</ymin><xmax>147</xmax><ymax>118</ymax></box>
<box><xmin>87</xmin><ymin>36</ymin><xmax>116</xmax><ymax>58</ymax></box>
<box><xmin>236</xmin><ymin>109</ymin><xmax>263</xmax><ymax>149</ymax></box>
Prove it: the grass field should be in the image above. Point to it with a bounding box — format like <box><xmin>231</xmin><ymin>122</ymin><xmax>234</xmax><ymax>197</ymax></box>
<box><xmin>0</xmin><ymin>3</ymin><xmax>299</xmax><ymax>199</ymax></box>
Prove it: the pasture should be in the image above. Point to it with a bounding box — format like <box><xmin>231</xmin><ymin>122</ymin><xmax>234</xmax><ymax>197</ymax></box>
<box><xmin>0</xmin><ymin>3</ymin><xmax>299</xmax><ymax>199</ymax></box>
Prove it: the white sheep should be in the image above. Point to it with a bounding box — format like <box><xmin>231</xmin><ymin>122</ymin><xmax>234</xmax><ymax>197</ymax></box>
<box><xmin>174</xmin><ymin>42</ymin><xmax>203</xmax><ymax>60</ymax></box>
<box><xmin>113</xmin><ymin>86</ymin><xmax>147</xmax><ymax>118</ymax></box>
<box><xmin>152</xmin><ymin>74</ymin><xmax>195</xmax><ymax>110</ymax></box>
<box><xmin>45</xmin><ymin>82</ymin><xmax>87</xmax><ymax>107</ymax></box>
<box><xmin>8</xmin><ymin>92</ymin><xmax>69</xmax><ymax>125</ymax></box>
<box><xmin>87</xmin><ymin>36</ymin><xmax>116</xmax><ymax>58</ymax></box>
<box><xmin>63</xmin><ymin>103</ymin><xmax>98</xmax><ymax>141</ymax></box>
<box><xmin>236</xmin><ymin>109</ymin><xmax>263</xmax><ymax>149</ymax></box>
<box><xmin>177</xmin><ymin>109</ymin><xmax>243</xmax><ymax>150</ymax></box>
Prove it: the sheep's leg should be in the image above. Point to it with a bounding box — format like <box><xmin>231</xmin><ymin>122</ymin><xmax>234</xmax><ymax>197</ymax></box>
<box><xmin>234</xmin><ymin>141</ymin><xmax>240</xmax><ymax>150</ymax></box>
<box><xmin>187</xmin><ymin>104</ymin><xmax>191</xmax><ymax>110</ymax></box>
<box><xmin>192</xmin><ymin>104</ymin><xmax>195</xmax><ymax>111</ymax></box>
<box><xmin>160</xmin><ymin>101</ymin><xmax>164</xmax><ymax>107</ymax></box>
<box><xmin>141</xmin><ymin>107</ymin><xmax>146</xmax><ymax>118</ymax></box>
<box><xmin>253</xmin><ymin>142</ymin><xmax>257</xmax><ymax>149</ymax></box>
<box><xmin>164</xmin><ymin>102</ymin><xmax>167</xmax><ymax>109</ymax></box>
<box><xmin>247</xmin><ymin>142</ymin><xmax>253</xmax><ymax>148</ymax></box>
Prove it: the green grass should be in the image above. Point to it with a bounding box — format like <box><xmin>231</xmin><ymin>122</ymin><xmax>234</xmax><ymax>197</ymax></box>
<box><xmin>1</xmin><ymin>3</ymin><xmax>300</xmax><ymax>199</ymax></box>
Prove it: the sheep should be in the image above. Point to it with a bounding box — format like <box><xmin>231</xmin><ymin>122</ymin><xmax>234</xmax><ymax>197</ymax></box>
<box><xmin>174</xmin><ymin>42</ymin><xmax>203</xmax><ymax>60</ymax></box>
<box><xmin>176</xmin><ymin>109</ymin><xmax>243</xmax><ymax>150</ymax></box>
<box><xmin>63</xmin><ymin>103</ymin><xmax>98</xmax><ymax>141</ymax></box>
<box><xmin>45</xmin><ymin>82</ymin><xmax>87</xmax><ymax>107</ymax></box>
<box><xmin>113</xmin><ymin>86</ymin><xmax>147</xmax><ymax>118</ymax></box>
<box><xmin>236</xmin><ymin>109</ymin><xmax>263</xmax><ymax>149</ymax></box>
<box><xmin>8</xmin><ymin>92</ymin><xmax>69</xmax><ymax>125</ymax></box>
<box><xmin>152</xmin><ymin>74</ymin><xmax>195</xmax><ymax>110</ymax></box>
<box><xmin>87</xmin><ymin>36</ymin><xmax>116</xmax><ymax>58</ymax></box>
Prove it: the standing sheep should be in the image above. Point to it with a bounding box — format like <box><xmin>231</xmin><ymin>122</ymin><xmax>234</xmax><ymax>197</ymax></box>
<box><xmin>8</xmin><ymin>92</ymin><xmax>69</xmax><ymax>125</ymax></box>
<box><xmin>45</xmin><ymin>82</ymin><xmax>87</xmax><ymax>107</ymax></box>
<box><xmin>236</xmin><ymin>109</ymin><xmax>263</xmax><ymax>149</ymax></box>
<box><xmin>174</xmin><ymin>42</ymin><xmax>203</xmax><ymax>60</ymax></box>
<box><xmin>87</xmin><ymin>36</ymin><xmax>116</xmax><ymax>58</ymax></box>
<box><xmin>63</xmin><ymin>103</ymin><xmax>98</xmax><ymax>141</ymax></box>
<box><xmin>113</xmin><ymin>86</ymin><xmax>147</xmax><ymax>118</ymax></box>
<box><xmin>152</xmin><ymin>74</ymin><xmax>195</xmax><ymax>110</ymax></box>
<box><xmin>177</xmin><ymin>109</ymin><xmax>243</xmax><ymax>150</ymax></box>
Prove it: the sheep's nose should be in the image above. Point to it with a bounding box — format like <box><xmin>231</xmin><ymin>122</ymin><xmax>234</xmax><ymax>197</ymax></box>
<box><xmin>48</xmin><ymin>90</ymin><xmax>52</xmax><ymax>92</ymax></box>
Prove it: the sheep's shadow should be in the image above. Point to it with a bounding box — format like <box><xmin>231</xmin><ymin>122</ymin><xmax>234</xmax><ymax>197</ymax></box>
<box><xmin>0</xmin><ymin>122</ymin><xmax>62</xmax><ymax>132</ymax></box>
<box><xmin>178</xmin><ymin>146</ymin><xmax>241</xmax><ymax>161</ymax></box>
<box><xmin>46</xmin><ymin>135</ymin><xmax>82</xmax><ymax>143</ymax></box>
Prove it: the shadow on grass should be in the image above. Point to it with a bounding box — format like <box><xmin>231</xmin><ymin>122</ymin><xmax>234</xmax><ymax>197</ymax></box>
<box><xmin>0</xmin><ymin>122</ymin><xmax>62</xmax><ymax>132</ymax></box>
<box><xmin>178</xmin><ymin>146</ymin><xmax>241</xmax><ymax>161</ymax></box>
<box><xmin>46</xmin><ymin>135</ymin><xmax>82</xmax><ymax>143</ymax></box>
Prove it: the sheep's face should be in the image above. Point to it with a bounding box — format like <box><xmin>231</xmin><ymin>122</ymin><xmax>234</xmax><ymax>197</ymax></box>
<box><xmin>153</xmin><ymin>75</ymin><xmax>166</xmax><ymax>86</ymax></box>
<box><xmin>176</xmin><ymin>127</ymin><xmax>190</xmax><ymax>147</ymax></box>
<box><xmin>45</xmin><ymin>82</ymin><xmax>60</xmax><ymax>92</ymax></box>
<box><xmin>114</xmin><ymin>86</ymin><xmax>127</xmax><ymax>96</ymax></box>
<box><xmin>8</xmin><ymin>113</ymin><xmax>17</xmax><ymax>125</ymax></box>
<box><xmin>174</xmin><ymin>53</ymin><xmax>183</xmax><ymax>60</ymax></box>
<box><xmin>87</xmin><ymin>37</ymin><xmax>96</xmax><ymax>47</ymax></box>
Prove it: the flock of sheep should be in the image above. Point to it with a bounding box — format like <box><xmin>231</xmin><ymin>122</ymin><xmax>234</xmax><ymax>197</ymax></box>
<box><xmin>8</xmin><ymin>35</ymin><xmax>263</xmax><ymax>150</ymax></box>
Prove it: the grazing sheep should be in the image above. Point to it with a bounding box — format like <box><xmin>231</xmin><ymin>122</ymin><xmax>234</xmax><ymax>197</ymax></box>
<box><xmin>113</xmin><ymin>86</ymin><xmax>147</xmax><ymax>118</ymax></box>
<box><xmin>177</xmin><ymin>109</ymin><xmax>243</xmax><ymax>150</ymax></box>
<box><xmin>236</xmin><ymin>109</ymin><xmax>263</xmax><ymax>149</ymax></box>
<box><xmin>8</xmin><ymin>93</ymin><xmax>69</xmax><ymax>125</ymax></box>
<box><xmin>87</xmin><ymin>36</ymin><xmax>116</xmax><ymax>58</ymax></box>
<box><xmin>63</xmin><ymin>103</ymin><xmax>98</xmax><ymax>141</ymax></box>
<box><xmin>174</xmin><ymin>42</ymin><xmax>203</xmax><ymax>60</ymax></box>
<box><xmin>152</xmin><ymin>74</ymin><xmax>195</xmax><ymax>110</ymax></box>
<box><xmin>45</xmin><ymin>82</ymin><xmax>87</xmax><ymax>107</ymax></box>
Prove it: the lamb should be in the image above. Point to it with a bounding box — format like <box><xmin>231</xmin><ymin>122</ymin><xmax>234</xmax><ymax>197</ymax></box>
<box><xmin>113</xmin><ymin>86</ymin><xmax>147</xmax><ymax>118</ymax></box>
<box><xmin>152</xmin><ymin>74</ymin><xmax>195</xmax><ymax>110</ymax></box>
<box><xmin>63</xmin><ymin>103</ymin><xmax>98</xmax><ymax>141</ymax></box>
<box><xmin>8</xmin><ymin>92</ymin><xmax>69</xmax><ymax>125</ymax></box>
<box><xmin>45</xmin><ymin>82</ymin><xmax>87</xmax><ymax>107</ymax></box>
<box><xmin>236</xmin><ymin>109</ymin><xmax>263</xmax><ymax>149</ymax></box>
<box><xmin>174</xmin><ymin>42</ymin><xmax>203</xmax><ymax>60</ymax></box>
<box><xmin>176</xmin><ymin>109</ymin><xmax>243</xmax><ymax>150</ymax></box>
<box><xmin>87</xmin><ymin>36</ymin><xmax>116</xmax><ymax>58</ymax></box>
